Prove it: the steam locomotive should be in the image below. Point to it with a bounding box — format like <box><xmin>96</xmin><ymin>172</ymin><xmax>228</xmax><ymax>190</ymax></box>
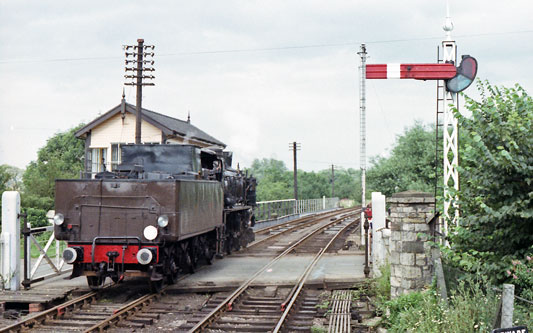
<box><xmin>53</xmin><ymin>144</ymin><xmax>256</xmax><ymax>291</ymax></box>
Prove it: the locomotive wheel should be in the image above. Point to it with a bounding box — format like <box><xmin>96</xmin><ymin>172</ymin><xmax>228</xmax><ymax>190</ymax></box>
<box><xmin>150</xmin><ymin>279</ymin><xmax>163</xmax><ymax>293</ymax></box>
<box><xmin>167</xmin><ymin>257</ymin><xmax>179</xmax><ymax>284</ymax></box>
<box><xmin>199</xmin><ymin>236</ymin><xmax>215</xmax><ymax>265</ymax></box>
<box><xmin>179</xmin><ymin>242</ymin><xmax>195</xmax><ymax>273</ymax></box>
<box><xmin>190</xmin><ymin>238</ymin><xmax>200</xmax><ymax>270</ymax></box>
<box><xmin>87</xmin><ymin>276</ymin><xmax>105</xmax><ymax>289</ymax></box>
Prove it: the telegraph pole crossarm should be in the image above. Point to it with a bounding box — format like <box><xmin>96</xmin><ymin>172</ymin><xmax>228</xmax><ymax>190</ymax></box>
<box><xmin>123</xmin><ymin>39</ymin><xmax>155</xmax><ymax>144</ymax></box>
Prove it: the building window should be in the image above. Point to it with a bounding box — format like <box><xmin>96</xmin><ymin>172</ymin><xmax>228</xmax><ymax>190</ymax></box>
<box><xmin>91</xmin><ymin>148</ymin><xmax>107</xmax><ymax>174</ymax></box>
<box><xmin>111</xmin><ymin>144</ymin><xmax>120</xmax><ymax>171</ymax></box>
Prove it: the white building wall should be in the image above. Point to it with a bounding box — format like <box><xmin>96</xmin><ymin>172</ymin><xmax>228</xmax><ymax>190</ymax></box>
<box><xmin>90</xmin><ymin>113</ymin><xmax>162</xmax><ymax>148</ymax></box>
<box><xmin>90</xmin><ymin>113</ymin><xmax>162</xmax><ymax>167</ymax></box>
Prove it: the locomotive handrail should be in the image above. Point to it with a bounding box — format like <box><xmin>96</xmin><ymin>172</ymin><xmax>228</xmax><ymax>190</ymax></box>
<box><xmin>80</xmin><ymin>203</ymin><xmax>154</xmax><ymax>210</ymax></box>
<box><xmin>91</xmin><ymin>236</ymin><xmax>142</xmax><ymax>265</ymax></box>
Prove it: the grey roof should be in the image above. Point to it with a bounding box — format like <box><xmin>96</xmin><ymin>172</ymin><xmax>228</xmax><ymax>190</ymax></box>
<box><xmin>75</xmin><ymin>102</ymin><xmax>225</xmax><ymax>147</ymax></box>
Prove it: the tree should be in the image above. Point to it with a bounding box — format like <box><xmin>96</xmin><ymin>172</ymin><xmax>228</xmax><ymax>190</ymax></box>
<box><xmin>366</xmin><ymin>122</ymin><xmax>436</xmax><ymax>197</ymax></box>
<box><xmin>21</xmin><ymin>124</ymin><xmax>85</xmax><ymax>226</ymax></box>
<box><xmin>246</xmin><ymin>158</ymin><xmax>292</xmax><ymax>201</ymax></box>
<box><xmin>450</xmin><ymin>81</ymin><xmax>533</xmax><ymax>267</ymax></box>
<box><xmin>23</xmin><ymin>124</ymin><xmax>85</xmax><ymax>199</ymax></box>
<box><xmin>317</xmin><ymin>168</ymin><xmax>361</xmax><ymax>201</ymax></box>
<box><xmin>299</xmin><ymin>171</ymin><xmax>329</xmax><ymax>199</ymax></box>
<box><xmin>247</xmin><ymin>158</ymin><xmax>360</xmax><ymax>202</ymax></box>
<box><xmin>0</xmin><ymin>165</ymin><xmax>23</xmax><ymax>228</ymax></box>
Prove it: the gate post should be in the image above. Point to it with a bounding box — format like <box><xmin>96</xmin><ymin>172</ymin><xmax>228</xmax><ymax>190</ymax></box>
<box><xmin>1</xmin><ymin>191</ymin><xmax>21</xmax><ymax>290</ymax></box>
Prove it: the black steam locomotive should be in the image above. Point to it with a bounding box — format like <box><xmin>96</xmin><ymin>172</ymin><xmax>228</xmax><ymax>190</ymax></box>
<box><xmin>54</xmin><ymin>144</ymin><xmax>256</xmax><ymax>290</ymax></box>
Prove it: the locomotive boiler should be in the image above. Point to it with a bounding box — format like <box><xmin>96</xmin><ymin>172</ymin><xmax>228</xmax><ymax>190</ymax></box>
<box><xmin>54</xmin><ymin>144</ymin><xmax>256</xmax><ymax>291</ymax></box>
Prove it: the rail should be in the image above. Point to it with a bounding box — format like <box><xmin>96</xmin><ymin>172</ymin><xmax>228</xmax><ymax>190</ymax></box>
<box><xmin>249</xmin><ymin>208</ymin><xmax>351</xmax><ymax>249</ymax></box>
<box><xmin>0</xmin><ymin>290</ymin><xmax>100</xmax><ymax>332</ymax></box>
<box><xmin>274</xmin><ymin>218</ymin><xmax>358</xmax><ymax>332</ymax></box>
<box><xmin>83</xmin><ymin>291</ymin><xmax>160</xmax><ymax>332</ymax></box>
<box><xmin>254</xmin><ymin>197</ymin><xmax>339</xmax><ymax>223</ymax></box>
<box><xmin>21</xmin><ymin>214</ymin><xmax>70</xmax><ymax>289</ymax></box>
<box><xmin>188</xmin><ymin>209</ymin><xmax>359</xmax><ymax>332</ymax></box>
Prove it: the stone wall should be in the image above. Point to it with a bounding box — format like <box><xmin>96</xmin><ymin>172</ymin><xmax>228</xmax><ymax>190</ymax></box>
<box><xmin>388</xmin><ymin>191</ymin><xmax>435</xmax><ymax>297</ymax></box>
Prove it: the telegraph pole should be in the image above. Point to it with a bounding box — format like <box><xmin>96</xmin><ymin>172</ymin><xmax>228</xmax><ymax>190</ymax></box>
<box><xmin>289</xmin><ymin>142</ymin><xmax>301</xmax><ymax>201</ymax></box>
<box><xmin>124</xmin><ymin>39</ymin><xmax>155</xmax><ymax>144</ymax></box>
<box><xmin>331</xmin><ymin>164</ymin><xmax>335</xmax><ymax>198</ymax></box>
<box><xmin>358</xmin><ymin>44</ymin><xmax>367</xmax><ymax>245</ymax></box>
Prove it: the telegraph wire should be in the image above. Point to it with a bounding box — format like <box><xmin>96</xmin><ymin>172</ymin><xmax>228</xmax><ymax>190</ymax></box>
<box><xmin>1</xmin><ymin>29</ymin><xmax>533</xmax><ymax>64</ymax></box>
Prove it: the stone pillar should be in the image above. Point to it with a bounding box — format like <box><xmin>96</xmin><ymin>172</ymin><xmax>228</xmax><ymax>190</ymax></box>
<box><xmin>388</xmin><ymin>191</ymin><xmax>434</xmax><ymax>297</ymax></box>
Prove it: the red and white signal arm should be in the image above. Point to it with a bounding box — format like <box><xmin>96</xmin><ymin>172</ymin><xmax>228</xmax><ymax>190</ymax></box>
<box><xmin>366</xmin><ymin>55</ymin><xmax>478</xmax><ymax>93</ymax></box>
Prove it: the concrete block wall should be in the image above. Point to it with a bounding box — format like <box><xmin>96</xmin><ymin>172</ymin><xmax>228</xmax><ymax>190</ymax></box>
<box><xmin>388</xmin><ymin>191</ymin><xmax>435</xmax><ymax>297</ymax></box>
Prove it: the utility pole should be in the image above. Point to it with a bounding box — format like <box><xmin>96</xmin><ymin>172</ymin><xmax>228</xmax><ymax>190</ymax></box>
<box><xmin>124</xmin><ymin>39</ymin><xmax>155</xmax><ymax>144</ymax></box>
<box><xmin>331</xmin><ymin>164</ymin><xmax>335</xmax><ymax>198</ymax></box>
<box><xmin>289</xmin><ymin>142</ymin><xmax>301</xmax><ymax>201</ymax></box>
<box><xmin>358</xmin><ymin>44</ymin><xmax>367</xmax><ymax>245</ymax></box>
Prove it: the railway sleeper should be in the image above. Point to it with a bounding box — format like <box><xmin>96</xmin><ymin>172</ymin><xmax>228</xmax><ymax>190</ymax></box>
<box><xmin>217</xmin><ymin>313</ymin><xmax>280</xmax><ymax>320</ymax></box>
<box><xmin>217</xmin><ymin>317</ymin><xmax>277</xmax><ymax>325</ymax></box>
<box><xmin>235</xmin><ymin>304</ymin><xmax>279</xmax><ymax>310</ymax></box>
<box><xmin>128</xmin><ymin>317</ymin><xmax>154</xmax><ymax>325</ymax></box>
<box><xmin>229</xmin><ymin>309</ymin><xmax>280</xmax><ymax>315</ymax></box>
<box><xmin>135</xmin><ymin>312</ymin><xmax>161</xmax><ymax>319</ymax></box>
<box><xmin>32</xmin><ymin>325</ymin><xmax>86</xmax><ymax>332</ymax></box>
<box><xmin>43</xmin><ymin>319</ymin><xmax>95</xmax><ymax>327</ymax></box>
<box><xmin>65</xmin><ymin>314</ymin><xmax>109</xmax><ymax>320</ymax></box>
<box><xmin>208</xmin><ymin>323</ymin><xmax>275</xmax><ymax>332</ymax></box>
<box><xmin>241</xmin><ymin>300</ymin><xmax>282</xmax><ymax>305</ymax></box>
<box><xmin>243</xmin><ymin>297</ymin><xmax>283</xmax><ymax>302</ymax></box>
<box><xmin>115</xmin><ymin>320</ymin><xmax>145</xmax><ymax>328</ymax></box>
<box><xmin>286</xmin><ymin>325</ymin><xmax>315</xmax><ymax>331</ymax></box>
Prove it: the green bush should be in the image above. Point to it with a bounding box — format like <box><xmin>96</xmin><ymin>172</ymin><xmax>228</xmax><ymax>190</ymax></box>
<box><xmin>381</xmin><ymin>275</ymin><xmax>499</xmax><ymax>332</ymax></box>
<box><xmin>374</xmin><ymin>263</ymin><xmax>391</xmax><ymax>307</ymax></box>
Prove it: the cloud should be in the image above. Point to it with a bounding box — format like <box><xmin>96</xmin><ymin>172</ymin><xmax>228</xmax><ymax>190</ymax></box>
<box><xmin>1</xmin><ymin>0</ymin><xmax>532</xmax><ymax>171</ymax></box>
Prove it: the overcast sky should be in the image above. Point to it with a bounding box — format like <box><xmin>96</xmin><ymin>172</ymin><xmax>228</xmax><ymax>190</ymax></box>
<box><xmin>1</xmin><ymin>1</ymin><xmax>532</xmax><ymax>172</ymax></box>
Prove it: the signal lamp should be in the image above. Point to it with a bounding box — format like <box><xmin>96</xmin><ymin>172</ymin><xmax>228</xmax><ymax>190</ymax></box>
<box><xmin>446</xmin><ymin>55</ymin><xmax>478</xmax><ymax>93</ymax></box>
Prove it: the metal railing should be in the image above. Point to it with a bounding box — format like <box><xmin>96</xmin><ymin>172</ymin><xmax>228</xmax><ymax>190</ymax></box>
<box><xmin>21</xmin><ymin>217</ymin><xmax>70</xmax><ymax>289</ymax></box>
<box><xmin>254</xmin><ymin>197</ymin><xmax>339</xmax><ymax>224</ymax></box>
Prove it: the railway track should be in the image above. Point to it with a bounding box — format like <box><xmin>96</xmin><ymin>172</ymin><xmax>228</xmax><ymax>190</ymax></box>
<box><xmin>0</xmin><ymin>282</ymin><xmax>161</xmax><ymax>333</ymax></box>
<box><xmin>0</xmin><ymin>272</ymin><xmax>198</xmax><ymax>333</ymax></box>
<box><xmin>0</xmin><ymin>208</ymin><xmax>360</xmax><ymax>333</ymax></box>
<box><xmin>250</xmin><ymin>208</ymin><xmax>354</xmax><ymax>250</ymax></box>
<box><xmin>183</xmin><ymin>209</ymin><xmax>360</xmax><ymax>332</ymax></box>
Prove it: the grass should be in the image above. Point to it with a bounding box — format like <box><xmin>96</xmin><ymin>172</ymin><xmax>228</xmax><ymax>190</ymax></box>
<box><xmin>369</xmin><ymin>263</ymin><xmax>530</xmax><ymax>332</ymax></box>
<box><xmin>378</xmin><ymin>274</ymin><xmax>500</xmax><ymax>332</ymax></box>
<box><xmin>310</xmin><ymin>326</ymin><xmax>327</xmax><ymax>333</ymax></box>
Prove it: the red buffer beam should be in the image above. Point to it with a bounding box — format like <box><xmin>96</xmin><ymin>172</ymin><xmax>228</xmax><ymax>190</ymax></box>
<box><xmin>366</xmin><ymin>63</ymin><xmax>456</xmax><ymax>80</ymax></box>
